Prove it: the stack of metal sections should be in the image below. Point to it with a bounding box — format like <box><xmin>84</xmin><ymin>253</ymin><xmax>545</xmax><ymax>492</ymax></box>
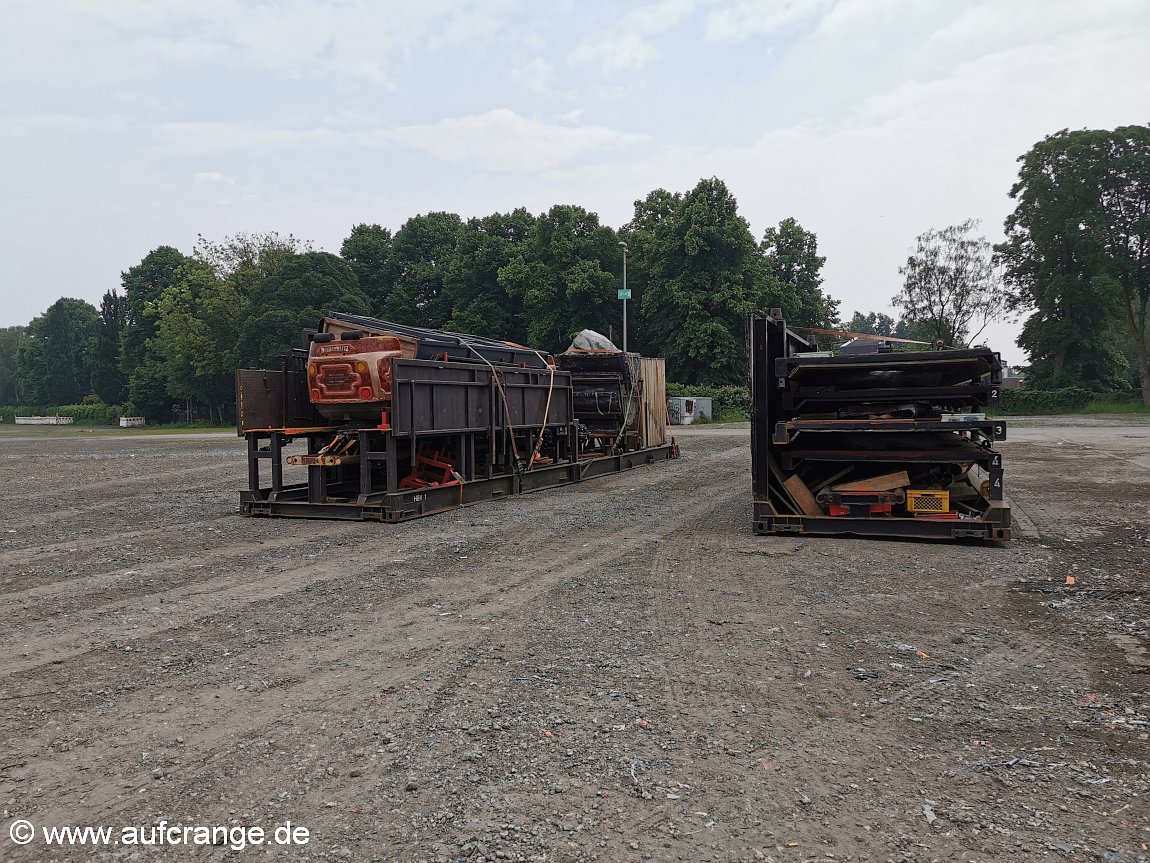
<box><xmin>750</xmin><ymin>310</ymin><xmax>1011</xmax><ymax>541</ymax></box>
<box><xmin>236</xmin><ymin>316</ymin><xmax>676</xmax><ymax>523</ymax></box>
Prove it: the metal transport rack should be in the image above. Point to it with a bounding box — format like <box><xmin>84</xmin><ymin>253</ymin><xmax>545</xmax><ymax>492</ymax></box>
<box><xmin>238</xmin><ymin>316</ymin><xmax>676</xmax><ymax>523</ymax></box>
<box><xmin>750</xmin><ymin>309</ymin><xmax>1011</xmax><ymax>541</ymax></box>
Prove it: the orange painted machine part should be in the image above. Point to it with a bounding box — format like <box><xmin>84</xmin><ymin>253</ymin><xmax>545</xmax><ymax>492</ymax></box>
<box><xmin>399</xmin><ymin>451</ymin><xmax>457</xmax><ymax>489</ymax></box>
<box><xmin>828</xmin><ymin>503</ymin><xmax>893</xmax><ymax>517</ymax></box>
<box><xmin>307</xmin><ymin>336</ymin><xmax>406</xmax><ymax>406</ymax></box>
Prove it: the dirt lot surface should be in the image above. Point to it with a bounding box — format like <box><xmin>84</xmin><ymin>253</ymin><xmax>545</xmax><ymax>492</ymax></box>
<box><xmin>1</xmin><ymin>420</ymin><xmax>1148</xmax><ymax>862</ymax></box>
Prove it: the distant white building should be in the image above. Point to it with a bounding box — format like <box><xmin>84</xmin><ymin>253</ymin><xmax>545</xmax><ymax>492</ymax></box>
<box><xmin>15</xmin><ymin>415</ymin><xmax>74</xmax><ymax>425</ymax></box>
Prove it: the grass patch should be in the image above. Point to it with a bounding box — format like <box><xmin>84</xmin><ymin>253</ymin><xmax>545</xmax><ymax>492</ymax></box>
<box><xmin>714</xmin><ymin>408</ymin><xmax>750</xmax><ymax>423</ymax></box>
<box><xmin>0</xmin><ymin>423</ymin><xmax>234</xmax><ymax>438</ymax></box>
<box><xmin>1071</xmin><ymin>400</ymin><xmax>1150</xmax><ymax>414</ymax></box>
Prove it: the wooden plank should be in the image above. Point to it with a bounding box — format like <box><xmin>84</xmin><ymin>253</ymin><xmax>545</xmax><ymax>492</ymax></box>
<box><xmin>783</xmin><ymin>473</ymin><xmax>824</xmax><ymax>516</ymax></box>
<box><xmin>831</xmin><ymin>469</ymin><xmax>911</xmax><ymax>493</ymax></box>
<box><xmin>768</xmin><ymin>475</ymin><xmax>797</xmax><ymax>514</ymax></box>
<box><xmin>638</xmin><ymin>357</ymin><xmax>667</xmax><ymax>448</ymax></box>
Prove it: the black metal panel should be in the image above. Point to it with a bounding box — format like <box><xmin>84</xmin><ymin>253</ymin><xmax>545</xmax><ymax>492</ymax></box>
<box><xmin>750</xmin><ymin>316</ymin><xmax>770</xmax><ymax>499</ymax></box>
<box><xmin>785</xmin><ymin>384</ymin><xmax>999</xmax><ymax>408</ymax></box>
<box><xmin>236</xmin><ymin>370</ymin><xmax>285</xmax><ymax>432</ymax></box>
<box><xmin>280</xmin><ymin>353</ymin><xmax>324</xmax><ymax>427</ymax></box>
<box><xmin>779</xmin><ymin>448</ymin><xmax>1003</xmax><ymax>469</ymax></box>
<box><xmin>576</xmin><ymin>445</ymin><xmax>677</xmax><ymax>479</ymax></box>
<box><xmin>390</xmin><ymin>359</ymin><xmax>572</xmax><ymax>436</ymax></box>
<box><xmin>751</xmin><ymin>313</ymin><xmax>813</xmax><ymax>499</ymax></box>
<box><xmin>775</xmin><ymin>346</ymin><xmax>1002</xmax><ymax>381</ymax></box>
<box><xmin>236</xmin><ymin>361</ymin><xmax>327</xmax><ymax>433</ymax></box>
<box><xmin>774</xmin><ymin>418</ymin><xmax>1006</xmax><ymax>443</ymax></box>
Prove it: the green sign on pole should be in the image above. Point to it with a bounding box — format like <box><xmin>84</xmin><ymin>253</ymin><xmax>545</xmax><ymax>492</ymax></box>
<box><xmin>617</xmin><ymin>288</ymin><xmax>631</xmax><ymax>300</ymax></box>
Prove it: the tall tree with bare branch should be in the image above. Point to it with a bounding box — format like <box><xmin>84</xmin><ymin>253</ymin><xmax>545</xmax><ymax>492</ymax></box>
<box><xmin>893</xmin><ymin>219</ymin><xmax>1003</xmax><ymax>347</ymax></box>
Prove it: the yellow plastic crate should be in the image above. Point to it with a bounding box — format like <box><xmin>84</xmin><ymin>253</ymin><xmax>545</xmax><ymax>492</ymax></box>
<box><xmin>906</xmin><ymin>489</ymin><xmax>949</xmax><ymax>513</ymax></box>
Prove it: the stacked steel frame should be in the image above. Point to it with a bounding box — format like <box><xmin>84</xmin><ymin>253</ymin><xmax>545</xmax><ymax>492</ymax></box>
<box><xmin>751</xmin><ymin>310</ymin><xmax>1011</xmax><ymax>541</ymax></box>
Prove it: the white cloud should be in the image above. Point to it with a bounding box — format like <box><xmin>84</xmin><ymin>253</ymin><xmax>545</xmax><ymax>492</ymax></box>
<box><xmin>384</xmin><ymin>109</ymin><xmax>645</xmax><ymax>172</ymax></box>
<box><xmin>192</xmin><ymin>171</ymin><xmax>235</xmax><ymax>186</ymax></box>
<box><xmin>0</xmin><ymin>112</ymin><xmax>126</xmax><ymax>139</ymax></box>
<box><xmin>510</xmin><ymin>57</ymin><xmax>555</xmax><ymax>94</ymax></box>
<box><xmin>755</xmin><ymin>0</ymin><xmax>1150</xmax><ymax>128</ymax></box>
<box><xmin>919</xmin><ymin>0</ymin><xmax>1147</xmax><ymax>61</ymax></box>
<box><xmin>1</xmin><ymin>0</ymin><xmax>520</xmax><ymax>86</ymax></box>
<box><xmin>160</xmin><ymin>123</ymin><xmax>340</xmax><ymax>155</ymax></box>
<box><xmin>706</xmin><ymin>0</ymin><xmax>836</xmax><ymax>42</ymax></box>
<box><xmin>156</xmin><ymin>110</ymin><xmax>643</xmax><ymax>172</ymax></box>
<box><xmin>570</xmin><ymin>0</ymin><xmax>699</xmax><ymax>74</ymax></box>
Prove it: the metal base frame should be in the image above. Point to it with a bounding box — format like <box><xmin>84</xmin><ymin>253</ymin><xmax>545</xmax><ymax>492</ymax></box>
<box><xmin>753</xmin><ymin>500</ymin><xmax>1011</xmax><ymax>541</ymax></box>
<box><xmin>241</xmin><ymin>443</ymin><xmax>677</xmax><ymax>523</ymax></box>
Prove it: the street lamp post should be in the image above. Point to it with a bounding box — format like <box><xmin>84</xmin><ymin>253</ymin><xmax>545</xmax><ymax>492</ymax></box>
<box><xmin>618</xmin><ymin>241</ymin><xmax>629</xmax><ymax>354</ymax></box>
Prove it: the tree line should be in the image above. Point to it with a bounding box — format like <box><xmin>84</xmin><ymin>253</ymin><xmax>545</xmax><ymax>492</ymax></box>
<box><xmin>1</xmin><ymin>178</ymin><xmax>841</xmax><ymax>421</ymax></box>
<box><xmin>852</xmin><ymin>124</ymin><xmax>1150</xmax><ymax>406</ymax></box>
<box><xmin>3</xmin><ymin>125</ymin><xmax>1148</xmax><ymax>421</ymax></box>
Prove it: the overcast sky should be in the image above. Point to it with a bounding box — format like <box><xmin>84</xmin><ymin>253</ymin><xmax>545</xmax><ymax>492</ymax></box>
<box><xmin>3</xmin><ymin>0</ymin><xmax>1149</xmax><ymax>363</ymax></box>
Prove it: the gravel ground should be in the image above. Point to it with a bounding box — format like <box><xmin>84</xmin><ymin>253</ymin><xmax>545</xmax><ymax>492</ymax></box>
<box><xmin>0</xmin><ymin>422</ymin><xmax>1147</xmax><ymax>862</ymax></box>
<box><xmin>1001</xmin><ymin>415</ymin><xmax>1150</xmax><ymax>428</ymax></box>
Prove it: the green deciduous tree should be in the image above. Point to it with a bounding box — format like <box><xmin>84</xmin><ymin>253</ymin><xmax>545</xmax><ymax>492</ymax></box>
<box><xmin>0</xmin><ymin>326</ymin><xmax>27</xmax><ymax>404</ymax></box>
<box><xmin>91</xmin><ymin>290</ymin><xmax>127</xmax><ymax>404</ymax></box>
<box><xmin>498</xmin><ymin>204</ymin><xmax>621</xmax><ymax>351</ymax></box>
<box><xmin>149</xmin><ymin>259</ymin><xmax>248</xmax><ymax>423</ymax></box>
<box><xmin>340</xmin><ymin>224</ymin><xmax>396</xmax><ymax>313</ymax></box>
<box><xmin>15</xmin><ymin>298</ymin><xmax>101</xmax><ymax>405</ymax></box>
<box><xmin>380</xmin><ymin>212</ymin><xmax>463</xmax><ymax>327</ymax></box>
<box><xmin>893</xmin><ymin>219</ymin><xmax>1004</xmax><ymax>347</ymax></box>
<box><xmin>127</xmin><ymin>359</ymin><xmax>170</xmax><ymax>421</ymax></box>
<box><xmin>844</xmin><ymin>311</ymin><xmax>934</xmax><ymax>342</ymax></box>
<box><xmin>1097</xmin><ymin>128</ymin><xmax>1150</xmax><ymax>402</ymax></box>
<box><xmin>238</xmin><ymin>251</ymin><xmax>370</xmax><ymax>367</ymax></box>
<box><xmin>120</xmin><ymin>246</ymin><xmax>194</xmax><ymax>417</ymax></box>
<box><xmin>846</xmin><ymin>311</ymin><xmax>896</xmax><ymax>337</ymax></box>
<box><xmin>761</xmin><ymin>218</ymin><xmax>838</xmax><ymax>329</ymax></box>
<box><xmin>194</xmin><ymin>231</ymin><xmax>310</xmax><ymax>282</ymax></box>
<box><xmin>443</xmin><ymin>209</ymin><xmax>535</xmax><ymax>341</ymax></box>
<box><xmin>635</xmin><ymin>178</ymin><xmax>767</xmax><ymax>384</ymax></box>
<box><xmin>1014</xmin><ymin>274</ymin><xmax>1128</xmax><ymax>390</ymax></box>
<box><xmin>11</xmin><ymin>176</ymin><xmax>868</xmax><ymax>411</ymax></box>
<box><xmin>999</xmin><ymin>126</ymin><xmax>1150</xmax><ymax>401</ymax></box>
<box><xmin>620</xmin><ymin>188</ymin><xmax>683</xmax><ymax>354</ymax></box>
